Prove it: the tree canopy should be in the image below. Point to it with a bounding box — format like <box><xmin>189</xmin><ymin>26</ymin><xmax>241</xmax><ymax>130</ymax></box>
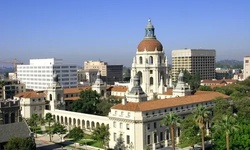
<box><xmin>68</xmin><ymin>127</ymin><xmax>84</xmax><ymax>141</ymax></box>
<box><xmin>4</xmin><ymin>137</ymin><xmax>36</xmax><ymax>150</ymax></box>
<box><xmin>71</xmin><ymin>89</ymin><xmax>101</xmax><ymax>114</ymax></box>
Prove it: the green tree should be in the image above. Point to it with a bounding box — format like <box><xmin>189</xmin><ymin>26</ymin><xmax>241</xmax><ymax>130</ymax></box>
<box><xmin>52</xmin><ymin>122</ymin><xmax>67</xmax><ymax>135</ymax></box>
<box><xmin>198</xmin><ymin>85</ymin><xmax>212</xmax><ymax>91</ymax></box>
<box><xmin>179</xmin><ymin>115</ymin><xmax>200</xmax><ymax>148</ymax></box>
<box><xmin>182</xmin><ymin>70</ymin><xmax>200</xmax><ymax>92</ymax></box>
<box><xmin>114</xmin><ymin>135</ymin><xmax>125</xmax><ymax>150</ymax></box>
<box><xmin>92</xmin><ymin>124</ymin><xmax>110</xmax><ymax>148</ymax></box>
<box><xmin>27</xmin><ymin>114</ymin><xmax>42</xmax><ymax>138</ymax></box>
<box><xmin>213</xmin><ymin>115</ymin><xmax>239</xmax><ymax>150</ymax></box>
<box><xmin>212</xmin><ymin>98</ymin><xmax>233</xmax><ymax>123</ymax></box>
<box><xmin>4</xmin><ymin>137</ymin><xmax>36</xmax><ymax>150</ymax></box>
<box><xmin>96</xmin><ymin>99</ymin><xmax>113</xmax><ymax>116</ymax></box>
<box><xmin>71</xmin><ymin>89</ymin><xmax>101</xmax><ymax>114</ymax></box>
<box><xmin>45</xmin><ymin>113</ymin><xmax>55</xmax><ymax>142</ymax></box>
<box><xmin>193</xmin><ymin>105</ymin><xmax>210</xmax><ymax>150</ymax></box>
<box><xmin>161</xmin><ymin>112</ymin><xmax>181</xmax><ymax>150</ymax></box>
<box><xmin>68</xmin><ymin>127</ymin><xmax>84</xmax><ymax>141</ymax></box>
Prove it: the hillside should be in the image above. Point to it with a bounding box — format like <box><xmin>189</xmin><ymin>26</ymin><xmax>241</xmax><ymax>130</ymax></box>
<box><xmin>216</xmin><ymin>60</ymin><xmax>243</xmax><ymax>69</ymax></box>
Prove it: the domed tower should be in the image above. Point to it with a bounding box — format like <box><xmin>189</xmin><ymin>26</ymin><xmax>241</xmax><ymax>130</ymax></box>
<box><xmin>92</xmin><ymin>71</ymin><xmax>106</xmax><ymax>97</ymax></box>
<box><xmin>130</xmin><ymin>19</ymin><xmax>168</xmax><ymax>99</ymax></box>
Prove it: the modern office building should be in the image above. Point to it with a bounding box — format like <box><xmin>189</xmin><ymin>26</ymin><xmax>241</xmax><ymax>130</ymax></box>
<box><xmin>106</xmin><ymin>65</ymin><xmax>123</xmax><ymax>85</ymax></box>
<box><xmin>84</xmin><ymin>61</ymin><xmax>108</xmax><ymax>76</ymax></box>
<box><xmin>172</xmin><ymin>49</ymin><xmax>216</xmax><ymax>81</ymax></box>
<box><xmin>0</xmin><ymin>80</ymin><xmax>25</xmax><ymax>100</ymax></box>
<box><xmin>17</xmin><ymin>58</ymin><xmax>78</xmax><ymax>91</ymax></box>
<box><xmin>243</xmin><ymin>56</ymin><xmax>250</xmax><ymax>80</ymax></box>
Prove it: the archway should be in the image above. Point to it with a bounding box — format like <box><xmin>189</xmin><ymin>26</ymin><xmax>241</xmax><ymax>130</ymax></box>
<box><xmin>96</xmin><ymin>122</ymin><xmax>100</xmax><ymax>128</ymax></box>
<box><xmin>91</xmin><ymin>121</ymin><xmax>95</xmax><ymax>129</ymax></box>
<box><xmin>77</xmin><ymin>119</ymin><xmax>81</xmax><ymax>127</ymax></box>
<box><xmin>87</xmin><ymin>121</ymin><xmax>90</xmax><ymax>129</ymax></box>
<box><xmin>57</xmin><ymin>115</ymin><xmax>60</xmax><ymax>122</ymax></box>
<box><xmin>61</xmin><ymin>116</ymin><xmax>64</xmax><ymax>123</ymax></box>
<box><xmin>73</xmin><ymin>118</ymin><xmax>76</xmax><ymax>127</ymax></box>
<box><xmin>65</xmin><ymin>117</ymin><xmax>68</xmax><ymax>125</ymax></box>
<box><xmin>82</xmin><ymin>120</ymin><xmax>85</xmax><ymax>129</ymax></box>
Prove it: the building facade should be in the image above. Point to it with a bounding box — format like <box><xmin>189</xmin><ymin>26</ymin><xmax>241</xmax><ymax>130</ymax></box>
<box><xmin>84</xmin><ymin>61</ymin><xmax>108</xmax><ymax>76</ymax></box>
<box><xmin>172</xmin><ymin>49</ymin><xmax>216</xmax><ymax>81</ymax></box>
<box><xmin>0</xmin><ymin>80</ymin><xmax>25</xmax><ymax>100</ymax></box>
<box><xmin>243</xmin><ymin>56</ymin><xmax>250</xmax><ymax>80</ymax></box>
<box><xmin>17</xmin><ymin>58</ymin><xmax>77</xmax><ymax>91</ymax></box>
<box><xmin>106</xmin><ymin>65</ymin><xmax>123</xmax><ymax>85</ymax></box>
<box><xmin>0</xmin><ymin>99</ymin><xmax>21</xmax><ymax>124</ymax></box>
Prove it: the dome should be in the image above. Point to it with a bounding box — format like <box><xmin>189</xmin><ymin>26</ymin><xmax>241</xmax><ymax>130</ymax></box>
<box><xmin>137</xmin><ymin>39</ymin><xmax>163</xmax><ymax>52</ymax></box>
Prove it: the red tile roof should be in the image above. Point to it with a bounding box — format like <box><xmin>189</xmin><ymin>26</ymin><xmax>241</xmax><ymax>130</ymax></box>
<box><xmin>112</xmin><ymin>91</ymin><xmax>229</xmax><ymax>112</ymax></box>
<box><xmin>64</xmin><ymin>86</ymin><xmax>91</xmax><ymax>94</ymax></box>
<box><xmin>15</xmin><ymin>91</ymin><xmax>46</xmax><ymax>99</ymax></box>
<box><xmin>110</xmin><ymin>86</ymin><xmax>128</xmax><ymax>92</ymax></box>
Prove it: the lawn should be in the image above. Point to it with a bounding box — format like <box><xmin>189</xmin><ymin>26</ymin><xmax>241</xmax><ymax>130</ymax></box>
<box><xmin>77</xmin><ymin>133</ymin><xmax>104</xmax><ymax>149</ymax></box>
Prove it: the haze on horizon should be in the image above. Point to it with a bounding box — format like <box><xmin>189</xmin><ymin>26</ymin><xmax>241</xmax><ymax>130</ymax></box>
<box><xmin>0</xmin><ymin>0</ymin><xmax>249</xmax><ymax>67</ymax></box>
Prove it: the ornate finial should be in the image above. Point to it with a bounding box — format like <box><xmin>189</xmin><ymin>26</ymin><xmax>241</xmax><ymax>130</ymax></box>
<box><xmin>148</xmin><ymin>18</ymin><xmax>151</xmax><ymax>23</ymax></box>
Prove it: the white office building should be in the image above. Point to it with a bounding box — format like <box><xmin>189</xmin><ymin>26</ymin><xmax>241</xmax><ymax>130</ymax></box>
<box><xmin>17</xmin><ymin>58</ymin><xmax>77</xmax><ymax>91</ymax></box>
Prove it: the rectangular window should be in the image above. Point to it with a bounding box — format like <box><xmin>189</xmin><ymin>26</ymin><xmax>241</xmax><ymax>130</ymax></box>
<box><xmin>154</xmin><ymin>122</ymin><xmax>157</xmax><ymax>128</ymax></box>
<box><xmin>126</xmin><ymin>135</ymin><xmax>130</xmax><ymax>144</ymax></box>
<box><xmin>154</xmin><ymin>133</ymin><xmax>157</xmax><ymax>143</ymax></box>
<box><xmin>114</xmin><ymin>133</ymin><xmax>116</xmax><ymax>141</ymax></box>
<box><xmin>147</xmin><ymin>123</ymin><xmax>150</xmax><ymax>130</ymax></box>
<box><xmin>147</xmin><ymin>135</ymin><xmax>151</xmax><ymax>144</ymax></box>
<box><xmin>126</xmin><ymin>124</ymin><xmax>130</xmax><ymax>130</ymax></box>
<box><xmin>113</xmin><ymin>122</ymin><xmax>116</xmax><ymax>128</ymax></box>
<box><xmin>120</xmin><ymin>122</ymin><xmax>123</xmax><ymax>129</ymax></box>
<box><xmin>160</xmin><ymin>132</ymin><xmax>163</xmax><ymax>141</ymax></box>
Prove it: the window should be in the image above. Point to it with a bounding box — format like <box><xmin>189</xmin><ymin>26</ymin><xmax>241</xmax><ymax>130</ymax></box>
<box><xmin>154</xmin><ymin>122</ymin><xmax>157</xmax><ymax>128</ymax></box>
<box><xmin>160</xmin><ymin>132</ymin><xmax>163</xmax><ymax>141</ymax></box>
<box><xmin>114</xmin><ymin>133</ymin><xmax>117</xmax><ymax>141</ymax></box>
<box><xmin>149</xmin><ymin>56</ymin><xmax>153</xmax><ymax>64</ymax></box>
<box><xmin>120</xmin><ymin>122</ymin><xmax>123</xmax><ymax>129</ymax></box>
<box><xmin>147</xmin><ymin>135</ymin><xmax>151</xmax><ymax>144</ymax></box>
<box><xmin>127</xmin><ymin>112</ymin><xmax>130</xmax><ymax>117</ymax></box>
<box><xmin>147</xmin><ymin>123</ymin><xmax>150</xmax><ymax>130</ymax></box>
<box><xmin>139</xmin><ymin>57</ymin><xmax>143</xmax><ymax>64</ymax></box>
<box><xmin>126</xmin><ymin>135</ymin><xmax>130</xmax><ymax>144</ymax></box>
<box><xmin>126</xmin><ymin>124</ymin><xmax>130</xmax><ymax>130</ymax></box>
<box><xmin>154</xmin><ymin>133</ymin><xmax>157</xmax><ymax>143</ymax></box>
<box><xmin>246</xmin><ymin>60</ymin><xmax>249</xmax><ymax>63</ymax></box>
<box><xmin>150</xmin><ymin>70</ymin><xmax>153</xmax><ymax>74</ymax></box>
<box><xmin>150</xmin><ymin>77</ymin><xmax>153</xmax><ymax>85</ymax></box>
<box><xmin>113</xmin><ymin>121</ymin><xmax>116</xmax><ymax>128</ymax></box>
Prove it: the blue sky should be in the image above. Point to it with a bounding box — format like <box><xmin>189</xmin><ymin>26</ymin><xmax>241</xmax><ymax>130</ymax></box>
<box><xmin>0</xmin><ymin>1</ymin><xmax>249</xmax><ymax>67</ymax></box>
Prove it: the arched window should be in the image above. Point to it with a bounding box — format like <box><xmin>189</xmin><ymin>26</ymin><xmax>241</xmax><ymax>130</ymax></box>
<box><xmin>137</xmin><ymin>71</ymin><xmax>143</xmax><ymax>84</ymax></box>
<box><xmin>149</xmin><ymin>56</ymin><xmax>153</xmax><ymax>64</ymax></box>
<box><xmin>159</xmin><ymin>56</ymin><xmax>162</xmax><ymax>64</ymax></box>
<box><xmin>150</xmin><ymin>77</ymin><xmax>154</xmax><ymax>85</ymax></box>
<box><xmin>139</xmin><ymin>57</ymin><xmax>143</xmax><ymax>64</ymax></box>
<box><xmin>49</xmin><ymin>94</ymin><xmax>52</xmax><ymax>101</ymax></box>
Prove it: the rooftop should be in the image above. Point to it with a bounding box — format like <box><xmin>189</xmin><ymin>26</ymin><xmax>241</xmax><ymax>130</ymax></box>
<box><xmin>112</xmin><ymin>91</ymin><xmax>229</xmax><ymax>112</ymax></box>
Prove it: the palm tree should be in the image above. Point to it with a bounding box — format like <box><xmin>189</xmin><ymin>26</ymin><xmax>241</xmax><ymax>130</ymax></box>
<box><xmin>45</xmin><ymin>113</ymin><xmax>55</xmax><ymax>142</ymax></box>
<box><xmin>161</xmin><ymin>112</ymin><xmax>181</xmax><ymax>150</ymax></box>
<box><xmin>193</xmin><ymin>105</ymin><xmax>210</xmax><ymax>150</ymax></box>
<box><xmin>213</xmin><ymin>115</ymin><xmax>239</xmax><ymax>150</ymax></box>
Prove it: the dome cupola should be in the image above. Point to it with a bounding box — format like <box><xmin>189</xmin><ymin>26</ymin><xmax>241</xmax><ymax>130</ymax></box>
<box><xmin>137</xmin><ymin>19</ymin><xmax>163</xmax><ymax>52</ymax></box>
